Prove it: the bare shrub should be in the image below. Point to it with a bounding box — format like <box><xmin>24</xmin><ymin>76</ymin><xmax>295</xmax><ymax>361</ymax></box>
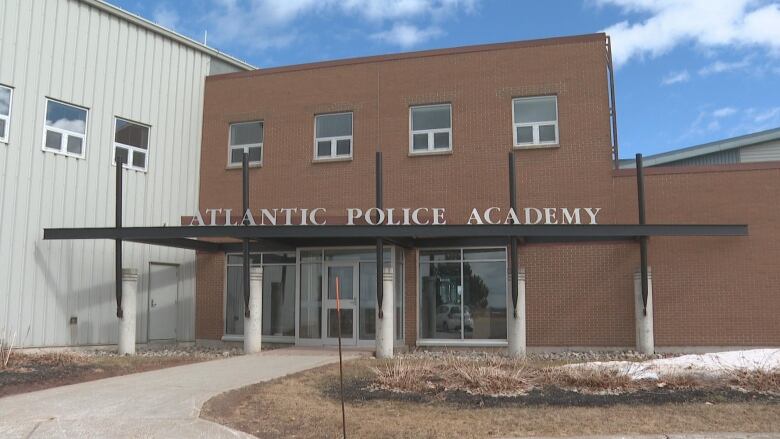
<box><xmin>537</xmin><ymin>366</ymin><xmax>642</xmax><ymax>394</ymax></box>
<box><xmin>447</xmin><ymin>356</ymin><xmax>535</xmax><ymax>396</ymax></box>
<box><xmin>1</xmin><ymin>329</ymin><xmax>18</xmax><ymax>369</ymax></box>
<box><xmin>371</xmin><ymin>353</ymin><xmax>537</xmax><ymax>396</ymax></box>
<box><xmin>726</xmin><ymin>368</ymin><xmax>780</xmax><ymax>394</ymax></box>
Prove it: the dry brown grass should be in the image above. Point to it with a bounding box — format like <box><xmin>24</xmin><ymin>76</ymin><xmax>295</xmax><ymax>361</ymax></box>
<box><xmin>201</xmin><ymin>359</ymin><xmax>780</xmax><ymax>439</ymax></box>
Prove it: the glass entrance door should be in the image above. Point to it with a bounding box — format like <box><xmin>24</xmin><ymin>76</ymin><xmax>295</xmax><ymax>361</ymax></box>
<box><xmin>323</xmin><ymin>263</ymin><xmax>358</xmax><ymax>345</ymax></box>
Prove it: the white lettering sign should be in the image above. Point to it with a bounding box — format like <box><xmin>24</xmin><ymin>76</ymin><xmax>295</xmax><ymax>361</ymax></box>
<box><xmin>189</xmin><ymin>207</ymin><xmax>601</xmax><ymax>226</ymax></box>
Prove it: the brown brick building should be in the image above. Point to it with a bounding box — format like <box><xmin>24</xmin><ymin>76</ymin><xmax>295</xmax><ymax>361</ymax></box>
<box><xmin>193</xmin><ymin>33</ymin><xmax>779</xmax><ymax>351</ymax></box>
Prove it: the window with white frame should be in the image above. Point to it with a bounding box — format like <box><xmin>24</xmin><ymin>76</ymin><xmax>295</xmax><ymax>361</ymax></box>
<box><xmin>410</xmin><ymin>104</ymin><xmax>451</xmax><ymax>153</ymax></box>
<box><xmin>228</xmin><ymin>121</ymin><xmax>263</xmax><ymax>166</ymax></box>
<box><xmin>0</xmin><ymin>85</ymin><xmax>13</xmax><ymax>143</ymax></box>
<box><xmin>113</xmin><ymin>118</ymin><xmax>150</xmax><ymax>171</ymax></box>
<box><xmin>43</xmin><ymin>99</ymin><xmax>88</xmax><ymax>158</ymax></box>
<box><xmin>314</xmin><ymin>112</ymin><xmax>352</xmax><ymax>159</ymax></box>
<box><xmin>513</xmin><ymin>96</ymin><xmax>558</xmax><ymax>146</ymax></box>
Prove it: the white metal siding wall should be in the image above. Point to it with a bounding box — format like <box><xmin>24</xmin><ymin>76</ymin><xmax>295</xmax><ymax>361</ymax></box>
<box><xmin>0</xmin><ymin>0</ymin><xmax>211</xmax><ymax>346</ymax></box>
<box><xmin>739</xmin><ymin>140</ymin><xmax>780</xmax><ymax>163</ymax></box>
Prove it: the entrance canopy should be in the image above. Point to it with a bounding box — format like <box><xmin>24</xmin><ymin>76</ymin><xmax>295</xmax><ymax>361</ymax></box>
<box><xmin>43</xmin><ymin>223</ymin><xmax>748</xmax><ymax>252</ymax></box>
<box><xmin>41</xmin><ymin>151</ymin><xmax>749</xmax><ymax>328</ymax></box>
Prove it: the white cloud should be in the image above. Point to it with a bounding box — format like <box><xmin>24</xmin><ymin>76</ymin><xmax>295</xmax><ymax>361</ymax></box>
<box><xmin>371</xmin><ymin>23</ymin><xmax>443</xmax><ymax>48</ymax></box>
<box><xmin>712</xmin><ymin>106</ymin><xmax>737</xmax><ymax>118</ymax></box>
<box><xmin>661</xmin><ymin>69</ymin><xmax>690</xmax><ymax>85</ymax></box>
<box><xmin>152</xmin><ymin>4</ymin><xmax>181</xmax><ymax>30</ymax></box>
<box><xmin>599</xmin><ymin>0</ymin><xmax>780</xmax><ymax>67</ymax></box>
<box><xmin>206</xmin><ymin>0</ymin><xmax>477</xmax><ymax>51</ymax></box>
<box><xmin>751</xmin><ymin>107</ymin><xmax>780</xmax><ymax>123</ymax></box>
<box><xmin>698</xmin><ymin>57</ymin><xmax>751</xmax><ymax>75</ymax></box>
<box><xmin>681</xmin><ymin>105</ymin><xmax>780</xmax><ymax>141</ymax></box>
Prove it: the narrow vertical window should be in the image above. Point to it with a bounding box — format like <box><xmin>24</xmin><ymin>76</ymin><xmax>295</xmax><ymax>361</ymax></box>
<box><xmin>513</xmin><ymin>96</ymin><xmax>558</xmax><ymax>146</ymax></box>
<box><xmin>314</xmin><ymin>112</ymin><xmax>352</xmax><ymax>160</ymax></box>
<box><xmin>0</xmin><ymin>85</ymin><xmax>12</xmax><ymax>143</ymax></box>
<box><xmin>42</xmin><ymin>98</ymin><xmax>88</xmax><ymax>158</ymax></box>
<box><xmin>228</xmin><ymin>121</ymin><xmax>263</xmax><ymax>166</ymax></box>
<box><xmin>113</xmin><ymin>118</ymin><xmax>150</xmax><ymax>171</ymax></box>
<box><xmin>409</xmin><ymin>104</ymin><xmax>451</xmax><ymax>154</ymax></box>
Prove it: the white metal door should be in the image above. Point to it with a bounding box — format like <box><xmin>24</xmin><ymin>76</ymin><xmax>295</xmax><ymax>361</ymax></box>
<box><xmin>148</xmin><ymin>263</ymin><xmax>179</xmax><ymax>341</ymax></box>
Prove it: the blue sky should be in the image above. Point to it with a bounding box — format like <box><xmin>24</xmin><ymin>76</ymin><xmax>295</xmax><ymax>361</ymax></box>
<box><xmin>111</xmin><ymin>0</ymin><xmax>780</xmax><ymax>158</ymax></box>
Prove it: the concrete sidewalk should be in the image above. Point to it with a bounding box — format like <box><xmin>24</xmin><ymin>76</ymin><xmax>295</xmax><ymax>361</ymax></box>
<box><xmin>507</xmin><ymin>434</ymin><xmax>780</xmax><ymax>439</ymax></box>
<box><xmin>0</xmin><ymin>347</ymin><xmax>360</xmax><ymax>438</ymax></box>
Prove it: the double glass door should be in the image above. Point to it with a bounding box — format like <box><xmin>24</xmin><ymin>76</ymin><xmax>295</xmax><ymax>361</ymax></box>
<box><xmin>323</xmin><ymin>263</ymin><xmax>358</xmax><ymax>345</ymax></box>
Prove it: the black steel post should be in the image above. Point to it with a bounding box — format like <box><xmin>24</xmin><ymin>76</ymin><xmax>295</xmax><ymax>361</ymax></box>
<box><xmin>636</xmin><ymin>153</ymin><xmax>649</xmax><ymax>315</ymax></box>
<box><xmin>375</xmin><ymin>152</ymin><xmax>384</xmax><ymax>319</ymax></box>
<box><xmin>115</xmin><ymin>157</ymin><xmax>124</xmax><ymax>318</ymax></box>
<box><xmin>242</xmin><ymin>151</ymin><xmax>251</xmax><ymax>318</ymax></box>
<box><xmin>508</xmin><ymin>152</ymin><xmax>519</xmax><ymax>318</ymax></box>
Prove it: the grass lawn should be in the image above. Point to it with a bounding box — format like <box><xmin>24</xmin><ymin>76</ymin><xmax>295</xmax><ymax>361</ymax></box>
<box><xmin>200</xmin><ymin>357</ymin><xmax>780</xmax><ymax>439</ymax></box>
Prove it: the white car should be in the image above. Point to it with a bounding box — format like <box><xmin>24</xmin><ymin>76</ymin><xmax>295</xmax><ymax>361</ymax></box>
<box><xmin>436</xmin><ymin>304</ymin><xmax>474</xmax><ymax>332</ymax></box>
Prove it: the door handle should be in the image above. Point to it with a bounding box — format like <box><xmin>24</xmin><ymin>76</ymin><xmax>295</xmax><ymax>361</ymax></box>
<box><xmin>151</xmin><ymin>299</ymin><xmax>157</xmax><ymax>308</ymax></box>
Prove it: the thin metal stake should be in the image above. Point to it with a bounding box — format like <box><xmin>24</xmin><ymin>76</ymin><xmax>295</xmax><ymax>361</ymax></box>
<box><xmin>335</xmin><ymin>276</ymin><xmax>346</xmax><ymax>439</ymax></box>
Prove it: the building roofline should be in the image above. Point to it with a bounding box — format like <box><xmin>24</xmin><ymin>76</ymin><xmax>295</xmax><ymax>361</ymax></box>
<box><xmin>79</xmin><ymin>0</ymin><xmax>254</xmax><ymax>71</ymax></box>
<box><xmin>620</xmin><ymin>126</ymin><xmax>780</xmax><ymax>168</ymax></box>
<box><xmin>206</xmin><ymin>32</ymin><xmax>607</xmax><ymax>81</ymax></box>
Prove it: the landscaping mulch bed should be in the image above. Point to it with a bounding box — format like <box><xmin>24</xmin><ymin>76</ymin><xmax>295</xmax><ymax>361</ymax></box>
<box><xmin>329</xmin><ymin>376</ymin><xmax>780</xmax><ymax>408</ymax></box>
<box><xmin>0</xmin><ymin>345</ymin><xmax>244</xmax><ymax>398</ymax></box>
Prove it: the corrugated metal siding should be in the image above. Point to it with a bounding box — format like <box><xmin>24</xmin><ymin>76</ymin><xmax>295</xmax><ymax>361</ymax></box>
<box><xmin>661</xmin><ymin>149</ymin><xmax>740</xmax><ymax>167</ymax></box>
<box><xmin>0</xmin><ymin>0</ymin><xmax>210</xmax><ymax>346</ymax></box>
<box><xmin>739</xmin><ymin>140</ymin><xmax>780</xmax><ymax>163</ymax></box>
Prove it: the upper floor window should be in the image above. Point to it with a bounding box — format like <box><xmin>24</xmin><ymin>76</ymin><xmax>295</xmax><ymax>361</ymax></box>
<box><xmin>113</xmin><ymin>118</ymin><xmax>150</xmax><ymax>171</ymax></box>
<box><xmin>410</xmin><ymin>104</ymin><xmax>451</xmax><ymax>154</ymax></box>
<box><xmin>0</xmin><ymin>85</ymin><xmax>12</xmax><ymax>143</ymax></box>
<box><xmin>315</xmin><ymin>112</ymin><xmax>352</xmax><ymax>160</ymax></box>
<box><xmin>43</xmin><ymin>98</ymin><xmax>88</xmax><ymax>158</ymax></box>
<box><xmin>513</xmin><ymin>96</ymin><xmax>558</xmax><ymax>147</ymax></box>
<box><xmin>229</xmin><ymin>121</ymin><xmax>263</xmax><ymax>166</ymax></box>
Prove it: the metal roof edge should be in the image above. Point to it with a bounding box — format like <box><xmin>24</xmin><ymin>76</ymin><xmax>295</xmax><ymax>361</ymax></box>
<box><xmin>78</xmin><ymin>0</ymin><xmax>254</xmax><ymax>71</ymax></box>
<box><xmin>621</xmin><ymin>126</ymin><xmax>780</xmax><ymax>168</ymax></box>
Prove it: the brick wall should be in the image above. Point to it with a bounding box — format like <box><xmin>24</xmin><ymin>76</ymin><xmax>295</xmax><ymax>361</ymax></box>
<box><xmin>195</xmin><ymin>251</ymin><xmax>224</xmax><ymax>340</ymax></box>
<box><xmin>612</xmin><ymin>165</ymin><xmax>780</xmax><ymax>346</ymax></box>
<box><xmin>195</xmin><ymin>33</ymin><xmax>780</xmax><ymax>347</ymax></box>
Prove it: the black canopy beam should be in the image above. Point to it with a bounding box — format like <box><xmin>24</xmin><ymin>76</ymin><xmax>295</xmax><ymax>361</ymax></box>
<box><xmin>636</xmin><ymin>153</ymin><xmax>649</xmax><ymax>315</ymax></box>
<box><xmin>44</xmin><ymin>223</ymin><xmax>748</xmax><ymax>242</ymax></box>
<box><xmin>115</xmin><ymin>157</ymin><xmax>124</xmax><ymax>319</ymax></box>
<box><xmin>128</xmin><ymin>238</ymin><xmax>222</xmax><ymax>252</ymax></box>
<box><xmin>508</xmin><ymin>151</ymin><xmax>519</xmax><ymax>319</ymax></box>
<box><xmin>376</xmin><ymin>151</ymin><xmax>384</xmax><ymax>318</ymax></box>
<box><xmin>242</xmin><ymin>152</ymin><xmax>251</xmax><ymax>318</ymax></box>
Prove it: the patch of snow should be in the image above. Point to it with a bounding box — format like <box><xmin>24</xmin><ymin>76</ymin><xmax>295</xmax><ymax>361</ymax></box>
<box><xmin>564</xmin><ymin>349</ymin><xmax>780</xmax><ymax>380</ymax></box>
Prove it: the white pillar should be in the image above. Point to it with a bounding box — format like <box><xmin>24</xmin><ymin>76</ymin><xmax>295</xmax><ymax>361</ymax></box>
<box><xmin>244</xmin><ymin>266</ymin><xmax>263</xmax><ymax>354</ymax></box>
<box><xmin>375</xmin><ymin>265</ymin><xmax>394</xmax><ymax>359</ymax></box>
<box><xmin>118</xmin><ymin>269</ymin><xmax>138</xmax><ymax>355</ymax></box>
<box><xmin>508</xmin><ymin>268</ymin><xmax>526</xmax><ymax>358</ymax></box>
<box><xmin>634</xmin><ymin>268</ymin><xmax>654</xmax><ymax>355</ymax></box>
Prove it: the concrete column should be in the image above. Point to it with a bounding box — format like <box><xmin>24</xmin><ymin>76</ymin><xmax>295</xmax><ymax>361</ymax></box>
<box><xmin>507</xmin><ymin>268</ymin><xmax>526</xmax><ymax>358</ymax></box>
<box><xmin>118</xmin><ymin>269</ymin><xmax>138</xmax><ymax>355</ymax></box>
<box><xmin>634</xmin><ymin>268</ymin><xmax>654</xmax><ymax>355</ymax></box>
<box><xmin>375</xmin><ymin>265</ymin><xmax>394</xmax><ymax>359</ymax></box>
<box><xmin>244</xmin><ymin>266</ymin><xmax>263</xmax><ymax>354</ymax></box>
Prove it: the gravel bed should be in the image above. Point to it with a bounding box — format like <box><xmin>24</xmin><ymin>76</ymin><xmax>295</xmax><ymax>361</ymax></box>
<box><xmin>401</xmin><ymin>348</ymin><xmax>671</xmax><ymax>363</ymax></box>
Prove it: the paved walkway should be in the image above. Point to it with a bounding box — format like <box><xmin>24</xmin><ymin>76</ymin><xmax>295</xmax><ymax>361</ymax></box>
<box><xmin>508</xmin><ymin>435</ymin><xmax>780</xmax><ymax>439</ymax></box>
<box><xmin>0</xmin><ymin>347</ymin><xmax>361</xmax><ymax>438</ymax></box>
